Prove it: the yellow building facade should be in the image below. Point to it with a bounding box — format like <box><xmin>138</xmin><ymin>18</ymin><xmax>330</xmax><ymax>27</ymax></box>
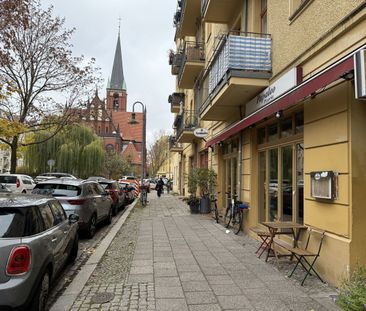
<box><xmin>168</xmin><ymin>0</ymin><xmax>366</xmax><ymax>286</ymax></box>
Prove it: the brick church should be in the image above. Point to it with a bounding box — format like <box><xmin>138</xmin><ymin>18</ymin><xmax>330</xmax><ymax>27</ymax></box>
<box><xmin>79</xmin><ymin>32</ymin><xmax>144</xmax><ymax>176</ymax></box>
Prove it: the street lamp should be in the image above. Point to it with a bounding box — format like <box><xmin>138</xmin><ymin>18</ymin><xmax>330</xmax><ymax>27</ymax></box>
<box><xmin>129</xmin><ymin>101</ymin><xmax>146</xmax><ymax>180</ymax></box>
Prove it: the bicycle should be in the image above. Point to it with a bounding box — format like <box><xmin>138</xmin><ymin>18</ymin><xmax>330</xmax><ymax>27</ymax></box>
<box><xmin>210</xmin><ymin>193</ymin><xmax>219</xmax><ymax>223</ymax></box>
<box><xmin>224</xmin><ymin>193</ymin><xmax>248</xmax><ymax>234</ymax></box>
<box><xmin>140</xmin><ymin>186</ymin><xmax>148</xmax><ymax>207</ymax></box>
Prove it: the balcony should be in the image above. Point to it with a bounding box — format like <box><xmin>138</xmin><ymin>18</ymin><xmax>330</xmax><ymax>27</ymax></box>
<box><xmin>199</xmin><ymin>32</ymin><xmax>272</xmax><ymax>121</ymax></box>
<box><xmin>169</xmin><ymin>136</ymin><xmax>183</xmax><ymax>153</ymax></box>
<box><xmin>178</xmin><ymin>41</ymin><xmax>205</xmax><ymax>89</ymax></box>
<box><xmin>168</xmin><ymin>92</ymin><xmax>185</xmax><ymax>113</ymax></box>
<box><xmin>174</xmin><ymin>0</ymin><xmax>201</xmax><ymax>39</ymax></box>
<box><xmin>201</xmin><ymin>0</ymin><xmax>241</xmax><ymax>23</ymax></box>
<box><xmin>169</xmin><ymin>51</ymin><xmax>183</xmax><ymax>75</ymax></box>
<box><xmin>175</xmin><ymin>110</ymin><xmax>198</xmax><ymax>143</ymax></box>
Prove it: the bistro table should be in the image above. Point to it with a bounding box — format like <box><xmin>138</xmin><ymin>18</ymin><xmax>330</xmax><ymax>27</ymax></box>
<box><xmin>261</xmin><ymin>221</ymin><xmax>308</xmax><ymax>262</ymax></box>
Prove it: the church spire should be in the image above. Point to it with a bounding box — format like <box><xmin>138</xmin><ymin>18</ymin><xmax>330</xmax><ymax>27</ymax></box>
<box><xmin>109</xmin><ymin>31</ymin><xmax>126</xmax><ymax>91</ymax></box>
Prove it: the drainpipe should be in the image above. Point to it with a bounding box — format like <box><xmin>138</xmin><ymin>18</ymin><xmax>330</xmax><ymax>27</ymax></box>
<box><xmin>242</xmin><ymin>0</ymin><xmax>248</xmax><ymax>33</ymax></box>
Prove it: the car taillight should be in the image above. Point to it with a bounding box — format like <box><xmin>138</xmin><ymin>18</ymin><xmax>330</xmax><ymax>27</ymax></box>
<box><xmin>7</xmin><ymin>246</ymin><xmax>31</xmax><ymax>275</ymax></box>
<box><xmin>16</xmin><ymin>178</ymin><xmax>20</xmax><ymax>188</ymax></box>
<box><xmin>68</xmin><ymin>199</ymin><xmax>86</xmax><ymax>205</ymax></box>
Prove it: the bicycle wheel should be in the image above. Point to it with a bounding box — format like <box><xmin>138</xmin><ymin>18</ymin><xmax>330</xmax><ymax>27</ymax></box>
<box><xmin>214</xmin><ymin>203</ymin><xmax>219</xmax><ymax>223</ymax></box>
<box><xmin>224</xmin><ymin>206</ymin><xmax>232</xmax><ymax>228</ymax></box>
<box><xmin>232</xmin><ymin>208</ymin><xmax>243</xmax><ymax>235</ymax></box>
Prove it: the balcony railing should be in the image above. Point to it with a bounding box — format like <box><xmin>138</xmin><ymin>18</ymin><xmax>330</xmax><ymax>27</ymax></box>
<box><xmin>208</xmin><ymin>32</ymin><xmax>272</xmax><ymax>95</ymax></box>
<box><xmin>173</xmin><ymin>0</ymin><xmax>184</xmax><ymax>28</ymax></box>
<box><xmin>168</xmin><ymin>92</ymin><xmax>185</xmax><ymax>105</ymax></box>
<box><xmin>169</xmin><ymin>136</ymin><xmax>183</xmax><ymax>151</ymax></box>
<box><xmin>178</xmin><ymin>41</ymin><xmax>205</xmax><ymax>85</ymax></box>
<box><xmin>169</xmin><ymin>51</ymin><xmax>183</xmax><ymax>75</ymax></box>
<box><xmin>175</xmin><ymin>109</ymin><xmax>198</xmax><ymax>139</ymax></box>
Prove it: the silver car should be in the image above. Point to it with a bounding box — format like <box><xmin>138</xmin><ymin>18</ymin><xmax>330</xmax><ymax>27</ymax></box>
<box><xmin>0</xmin><ymin>193</ymin><xmax>79</xmax><ymax>311</ymax></box>
<box><xmin>33</xmin><ymin>179</ymin><xmax>113</xmax><ymax>238</ymax></box>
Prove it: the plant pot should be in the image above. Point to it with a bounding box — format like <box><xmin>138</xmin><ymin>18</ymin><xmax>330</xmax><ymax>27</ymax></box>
<box><xmin>200</xmin><ymin>197</ymin><xmax>210</xmax><ymax>214</ymax></box>
<box><xmin>189</xmin><ymin>202</ymin><xmax>200</xmax><ymax>214</ymax></box>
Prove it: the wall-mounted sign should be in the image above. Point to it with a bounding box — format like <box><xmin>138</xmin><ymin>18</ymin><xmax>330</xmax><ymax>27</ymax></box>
<box><xmin>310</xmin><ymin>171</ymin><xmax>338</xmax><ymax>200</ymax></box>
<box><xmin>246</xmin><ymin>67</ymin><xmax>302</xmax><ymax>116</ymax></box>
<box><xmin>194</xmin><ymin>128</ymin><xmax>209</xmax><ymax>138</ymax></box>
<box><xmin>354</xmin><ymin>49</ymin><xmax>366</xmax><ymax>99</ymax></box>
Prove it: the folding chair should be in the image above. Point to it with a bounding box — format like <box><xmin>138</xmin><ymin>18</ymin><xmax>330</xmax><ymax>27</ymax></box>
<box><xmin>250</xmin><ymin>227</ymin><xmax>271</xmax><ymax>258</ymax></box>
<box><xmin>288</xmin><ymin>228</ymin><xmax>326</xmax><ymax>286</ymax></box>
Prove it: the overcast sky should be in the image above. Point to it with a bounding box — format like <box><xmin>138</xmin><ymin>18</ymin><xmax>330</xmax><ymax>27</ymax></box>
<box><xmin>42</xmin><ymin>0</ymin><xmax>176</xmax><ymax>145</ymax></box>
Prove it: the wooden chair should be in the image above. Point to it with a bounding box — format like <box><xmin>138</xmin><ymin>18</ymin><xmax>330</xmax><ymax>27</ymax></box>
<box><xmin>286</xmin><ymin>228</ymin><xmax>326</xmax><ymax>286</ymax></box>
<box><xmin>250</xmin><ymin>227</ymin><xmax>271</xmax><ymax>258</ymax></box>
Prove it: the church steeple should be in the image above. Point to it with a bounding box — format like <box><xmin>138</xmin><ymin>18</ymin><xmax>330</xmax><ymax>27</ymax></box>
<box><xmin>109</xmin><ymin>32</ymin><xmax>126</xmax><ymax>91</ymax></box>
<box><xmin>107</xmin><ymin>29</ymin><xmax>127</xmax><ymax>112</ymax></box>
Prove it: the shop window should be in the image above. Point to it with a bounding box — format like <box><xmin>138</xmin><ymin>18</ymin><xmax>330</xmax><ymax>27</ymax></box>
<box><xmin>281</xmin><ymin>118</ymin><xmax>293</xmax><ymax>138</ymax></box>
<box><xmin>200</xmin><ymin>151</ymin><xmax>208</xmax><ymax>169</ymax></box>
<box><xmin>295</xmin><ymin>111</ymin><xmax>304</xmax><ymax>134</ymax></box>
<box><xmin>268</xmin><ymin>123</ymin><xmax>278</xmax><ymax>142</ymax></box>
<box><xmin>258</xmin><ymin>127</ymin><xmax>266</xmax><ymax>144</ymax></box>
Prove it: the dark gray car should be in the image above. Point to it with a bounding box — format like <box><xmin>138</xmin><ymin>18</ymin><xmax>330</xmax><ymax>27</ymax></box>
<box><xmin>0</xmin><ymin>194</ymin><xmax>79</xmax><ymax>311</ymax></box>
<box><xmin>33</xmin><ymin>179</ymin><xmax>113</xmax><ymax>238</ymax></box>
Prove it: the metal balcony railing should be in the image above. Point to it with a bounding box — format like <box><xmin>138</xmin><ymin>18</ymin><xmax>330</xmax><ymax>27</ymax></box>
<box><xmin>175</xmin><ymin>109</ymin><xmax>198</xmax><ymax>139</ymax></box>
<box><xmin>169</xmin><ymin>136</ymin><xmax>183</xmax><ymax>150</ymax></box>
<box><xmin>208</xmin><ymin>31</ymin><xmax>272</xmax><ymax>95</ymax></box>
<box><xmin>178</xmin><ymin>41</ymin><xmax>205</xmax><ymax>83</ymax></box>
<box><xmin>173</xmin><ymin>0</ymin><xmax>185</xmax><ymax>28</ymax></box>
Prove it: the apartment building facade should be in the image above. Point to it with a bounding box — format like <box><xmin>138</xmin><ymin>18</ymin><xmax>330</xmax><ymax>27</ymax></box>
<box><xmin>168</xmin><ymin>0</ymin><xmax>366</xmax><ymax>286</ymax></box>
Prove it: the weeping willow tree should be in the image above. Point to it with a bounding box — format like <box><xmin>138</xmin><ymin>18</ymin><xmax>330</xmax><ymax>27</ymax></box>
<box><xmin>25</xmin><ymin>125</ymin><xmax>105</xmax><ymax>178</ymax></box>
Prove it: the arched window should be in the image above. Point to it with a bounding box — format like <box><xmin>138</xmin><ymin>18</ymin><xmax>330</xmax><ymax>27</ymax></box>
<box><xmin>106</xmin><ymin>144</ymin><xmax>114</xmax><ymax>152</ymax></box>
<box><xmin>113</xmin><ymin>93</ymin><xmax>119</xmax><ymax>111</ymax></box>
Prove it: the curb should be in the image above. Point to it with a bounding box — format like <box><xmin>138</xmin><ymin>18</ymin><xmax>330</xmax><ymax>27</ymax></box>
<box><xmin>50</xmin><ymin>200</ymin><xmax>137</xmax><ymax>311</ymax></box>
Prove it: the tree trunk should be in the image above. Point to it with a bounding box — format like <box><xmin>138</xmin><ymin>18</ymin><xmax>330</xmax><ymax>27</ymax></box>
<box><xmin>10</xmin><ymin>136</ymin><xmax>18</xmax><ymax>173</ymax></box>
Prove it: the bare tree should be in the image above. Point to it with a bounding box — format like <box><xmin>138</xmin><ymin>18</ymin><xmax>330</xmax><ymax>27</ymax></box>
<box><xmin>147</xmin><ymin>130</ymin><xmax>169</xmax><ymax>177</ymax></box>
<box><xmin>0</xmin><ymin>0</ymin><xmax>100</xmax><ymax>172</ymax></box>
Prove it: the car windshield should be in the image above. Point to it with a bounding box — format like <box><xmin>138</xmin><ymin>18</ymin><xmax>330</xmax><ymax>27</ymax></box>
<box><xmin>0</xmin><ymin>176</ymin><xmax>16</xmax><ymax>183</ymax></box>
<box><xmin>34</xmin><ymin>184</ymin><xmax>81</xmax><ymax>197</ymax></box>
<box><xmin>0</xmin><ymin>209</ymin><xmax>25</xmax><ymax>237</ymax></box>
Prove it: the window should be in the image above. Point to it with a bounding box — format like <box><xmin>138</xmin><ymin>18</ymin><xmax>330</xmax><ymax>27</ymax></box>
<box><xmin>49</xmin><ymin>201</ymin><xmax>66</xmax><ymax>225</ymax></box>
<box><xmin>24</xmin><ymin>207</ymin><xmax>44</xmax><ymax>236</ymax></box>
<box><xmin>39</xmin><ymin>204</ymin><xmax>54</xmax><ymax>230</ymax></box>
<box><xmin>0</xmin><ymin>208</ymin><xmax>25</xmax><ymax>237</ymax></box>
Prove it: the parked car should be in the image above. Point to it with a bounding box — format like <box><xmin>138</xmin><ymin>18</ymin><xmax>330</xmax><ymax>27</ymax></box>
<box><xmin>32</xmin><ymin>179</ymin><xmax>113</xmax><ymax>238</ymax></box>
<box><xmin>119</xmin><ymin>181</ymin><xmax>135</xmax><ymax>204</ymax></box>
<box><xmin>34</xmin><ymin>172</ymin><xmax>77</xmax><ymax>184</ymax></box>
<box><xmin>0</xmin><ymin>174</ymin><xmax>36</xmax><ymax>193</ymax></box>
<box><xmin>87</xmin><ymin>177</ymin><xmax>126</xmax><ymax>215</ymax></box>
<box><xmin>0</xmin><ymin>193</ymin><xmax>79</xmax><ymax>311</ymax></box>
<box><xmin>0</xmin><ymin>183</ymin><xmax>11</xmax><ymax>193</ymax></box>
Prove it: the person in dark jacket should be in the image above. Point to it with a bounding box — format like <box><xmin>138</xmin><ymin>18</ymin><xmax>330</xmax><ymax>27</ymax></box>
<box><xmin>156</xmin><ymin>177</ymin><xmax>164</xmax><ymax>197</ymax></box>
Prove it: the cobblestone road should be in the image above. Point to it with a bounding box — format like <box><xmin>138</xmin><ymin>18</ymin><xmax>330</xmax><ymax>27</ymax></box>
<box><xmin>65</xmin><ymin>193</ymin><xmax>341</xmax><ymax>311</ymax></box>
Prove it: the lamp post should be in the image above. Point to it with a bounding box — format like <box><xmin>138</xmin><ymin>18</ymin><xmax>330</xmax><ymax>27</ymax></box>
<box><xmin>129</xmin><ymin>101</ymin><xmax>146</xmax><ymax>180</ymax></box>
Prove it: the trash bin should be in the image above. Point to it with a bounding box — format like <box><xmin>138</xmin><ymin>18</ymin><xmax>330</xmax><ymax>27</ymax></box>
<box><xmin>200</xmin><ymin>197</ymin><xmax>210</xmax><ymax>214</ymax></box>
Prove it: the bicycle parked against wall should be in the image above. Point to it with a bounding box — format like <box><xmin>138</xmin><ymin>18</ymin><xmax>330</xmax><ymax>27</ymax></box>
<box><xmin>140</xmin><ymin>185</ymin><xmax>148</xmax><ymax>207</ymax></box>
<box><xmin>224</xmin><ymin>193</ymin><xmax>248</xmax><ymax>234</ymax></box>
<box><xmin>210</xmin><ymin>193</ymin><xmax>220</xmax><ymax>223</ymax></box>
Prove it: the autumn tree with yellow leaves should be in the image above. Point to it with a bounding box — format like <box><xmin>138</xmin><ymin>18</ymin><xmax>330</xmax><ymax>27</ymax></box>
<box><xmin>0</xmin><ymin>0</ymin><xmax>100</xmax><ymax>173</ymax></box>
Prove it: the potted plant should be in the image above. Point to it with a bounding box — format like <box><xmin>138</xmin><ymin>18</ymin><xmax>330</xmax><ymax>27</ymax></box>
<box><xmin>195</xmin><ymin>168</ymin><xmax>217</xmax><ymax>214</ymax></box>
<box><xmin>186</xmin><ymin>169</ymin><xmax>200</xmax><ymax>213</ymax></box>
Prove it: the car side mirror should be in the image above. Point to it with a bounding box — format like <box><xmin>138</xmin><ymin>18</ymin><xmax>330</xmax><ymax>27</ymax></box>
<box><xmin>69</xmin><ymin>214</ymin><xmax>79</xmax><ymax>224</ymax></box>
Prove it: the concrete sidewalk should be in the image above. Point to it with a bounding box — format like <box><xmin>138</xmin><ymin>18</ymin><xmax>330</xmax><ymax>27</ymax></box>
<box><xmin>54</xmin><ymin>193</ymin><xmax>341</xmax><ymax>311</ymax></box>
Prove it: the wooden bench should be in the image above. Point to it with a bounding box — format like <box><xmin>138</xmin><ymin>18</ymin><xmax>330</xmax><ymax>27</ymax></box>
<box><xmin>275</xmin><ymin>228</ymin><xmax>326</xmax><ymax>285</ymax></box>
<box><xmin>250</xmin><ymin>227</ymin><xmax>271</xmax><ymax>258</ymax></box>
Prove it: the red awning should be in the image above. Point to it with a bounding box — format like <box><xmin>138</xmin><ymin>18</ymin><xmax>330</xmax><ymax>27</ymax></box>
<box><xmin>205</xmin><ymin>56</ymin><xmax>354</xmax><ymax>148</ymax></box>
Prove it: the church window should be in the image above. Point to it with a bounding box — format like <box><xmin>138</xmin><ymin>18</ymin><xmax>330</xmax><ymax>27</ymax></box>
<box><xmin>113</xmin><ymin>93</ymin><xmax>119</xmax><ymax>111</ymax></box>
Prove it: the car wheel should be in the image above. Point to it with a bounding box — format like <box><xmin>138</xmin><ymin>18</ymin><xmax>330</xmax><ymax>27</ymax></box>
<box><xmin>68</xmin><ymin>234</ymin><xmax>79</xmax><ymax>263</ymax></box>
<box><xmin>87</xmin><ymin>214</ymin><xmax>97</xmax><ymax>239</ymax></box>
<box><xmin>30</xmin><ymin>271</ymin><xmax>50</xmax><ymax>311</ymax></box>
<box><xmin>106</xmin><ymin>207</ymin><xmax>112</xmax><ymax>225</ymax></box>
